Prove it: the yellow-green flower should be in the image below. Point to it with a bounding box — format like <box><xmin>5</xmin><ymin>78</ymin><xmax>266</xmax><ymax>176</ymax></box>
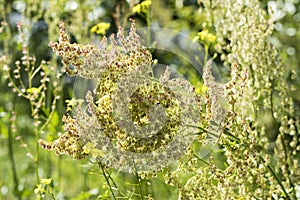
<box><xmin>195</xmin><ymin>83</ymin><xmax>208</xmax><ymax>94</ymax></box>
<box><xmin>34</xmin><ymin>184</ymin><xmax>45</xmax><ymax>194</ymax></box>
<box><xmin>65</xmin><ymin>98</ymin><xmax>84</xmax><ymax>112</ymax></box>
<box><xmin>195</xmin><ymin>30</ymin><xmax>216</xmax><ymax>46</ymax></box>
<box><xmin>90</xmin><ymin>23</ymin><xmax>110</xmax><ymax>35</ymax></box>
<box><xmin>27</xmin><ymin>87</ymin><xmax>41</xmax><ymax>95</ymax></box>
<box><xmin>132</xmin><ymin>0</ymin><xmax>151</xmax><ymax>15</ymax></box>
<box><xmin>40</xmin><ymin>178</ymin><xmax>52</xmax><ymax>185</ymax></box>
<box><xmin>82</xmin><ymin>142</ymin><xmax>104</xmax><ymax>157</ymax></box>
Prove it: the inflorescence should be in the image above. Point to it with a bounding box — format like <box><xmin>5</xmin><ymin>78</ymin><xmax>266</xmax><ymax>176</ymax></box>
<box><xmin>39</xmin><ymin>20</ymin><xmax>200</xmax><ymax>174</ymax></box>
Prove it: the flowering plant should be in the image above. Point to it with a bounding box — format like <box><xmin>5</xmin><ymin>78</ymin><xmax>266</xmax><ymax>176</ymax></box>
<box><xmin>1</xmin><ymin>0</ymin><xmax>299</xmax><ymax>199</ymax></box>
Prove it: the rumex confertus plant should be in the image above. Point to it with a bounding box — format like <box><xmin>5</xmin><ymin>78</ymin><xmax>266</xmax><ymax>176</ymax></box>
<box><xmin>191</xmin><ymin>0</ymin><xmax>300</xmax><ymax>199</ymax></box>
<box><xmin>1</xmin><ymin>0</ymin><xmax>300</xmax><ymax>199</ymax></box>
<box><xmin>39</xmin><ymin>13</ymin><xmax>300</xmax><ymax>199</ymax></box>
<box><xmin>39</xmin><ymin>20</ymin><xmax>201</xmax><ymax>176</ymax></box>
<box><xmin>40</xmin><ymin>1</ymin><xmax>295</xmax><ymax>199</ymax></box>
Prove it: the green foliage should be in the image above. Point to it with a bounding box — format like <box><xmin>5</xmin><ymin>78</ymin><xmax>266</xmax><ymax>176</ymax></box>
<box><xmin>0</xmin><ymin>0</ymin><xmax>299</xmax><ymax>199</ymax></box>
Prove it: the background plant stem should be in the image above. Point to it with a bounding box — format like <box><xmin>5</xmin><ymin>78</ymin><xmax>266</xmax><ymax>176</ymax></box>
<box><xmin>7</xmin><ymin>122</ymin><xmax>21</xmax><ymax>199</ymax></box>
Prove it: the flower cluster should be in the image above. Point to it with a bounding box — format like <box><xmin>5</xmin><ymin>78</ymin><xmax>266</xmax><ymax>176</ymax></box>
<box><xmin>90</xmin><ymin>22</ymin><xmax>110</xmax><ymax>35</ymax></box>
<box><xmin>48</xmin><ymin>21</ymin><xmax>152</xmax><ymax>79</ymax></box>
<box><xmin>3</xmin><ymin>22</ymin><xmax>61</xmax><ymax>128</ymax></box>
<box><xmin>175</xmin><ymin>0</ymin><xmax>300</xmax><ymax>198</ymax></box>
<box><xmin>40</xmin><ymin>20</ymin><xmax>200</xmax><ymax>174</ymax></box>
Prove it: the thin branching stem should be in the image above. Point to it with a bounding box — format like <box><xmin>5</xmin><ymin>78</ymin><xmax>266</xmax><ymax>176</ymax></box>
<box><xmin>7</xmin><ymin>122</ymin><xmax>21</xmax><ymax>199</ymax></box>
<box><xmin>259</xmin><ymin>156</ymin><xmax>291</xmax><ymax>200</ymax></box>
<box><xmin>186</xmin><ymin>124</ymin><xmax>219</xmax><ymax>138</ymax></box>
<box><xmin>132</xmin><ymin>157</ymin><xmax>144</xmax><ymax>200</ymax></box>
<box><xmin>193</xmin><ymin>153</ymin><xmax>209</xmax><ymax>165</ymax></box>
<box><xmin>105</xmin><ymin>169</ymin><xmax>118</xmax><ymax>190</ymax></box>
<box><xmin>191</xmin><ymin>124</ymin><xmax>292</xmax><ymax>199</ymax></box>
<box><xmin>99</xmin><ymin>161</ymin><xmax>117</xmax><ymax>200</ymax></box>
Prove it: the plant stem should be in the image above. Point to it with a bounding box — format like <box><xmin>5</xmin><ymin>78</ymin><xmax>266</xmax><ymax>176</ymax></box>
<box><xmin>34</xmin><ymin>127</ymin><xmax>40</xmax><ymax>184</ymax></box>
<box><xmin>7</xmin><ymin>123</ymin><xmax>21</xmax><ymax>199</ymax></box>
<box><xmin>146</xmin><ymin>7</ymin><xmax>151</xmax><ymax>47</ymax></box>
<box><xmin>132</xmin><ymin>157</ymin><xmax>144</xmax><ymax>200</ymax></box>
<box><xmin>186</xmin><ymin>124</ymin><xmax>219</xmax><ymax>138</ymax></box>
<box><xmin>279</xmin><ymin>134</ymin><xmax>297</xmax><ymax>199</ymax></box>
<box><xmin>99</xmin><ymin>161</ymin><xmax>117</xmax><ymax>200</ymax></box>
<box><xmin>193</xmin><ymin>153</ymin><xmax>209</xmax><ymax>165</ymax></box>
<box><xmin>204</xmin><ymin>45</ymin><xmax>209</xmax><ymax>65</ymax></box>
<box><xmin>259</xmin><ymin>156</ymin><xmax>291</xmax><ymax>200</ymax></box>
<box><xmin>106</xmin><ymin>170</ymin><xmax>118</xmax><ymax>190</ymax></box>
<box><xmin>194</xmin><ymin>124</ymin><xmax>292</xmax><ymax>199</ymax></box>
<box><xmin>223</xmin><ymin>127</ymin><xmax>291</xmax><ymax>199</ymax></box>
<box><xmin>269</xmin><ymin>79</ymin><xmax>296</xmax><ymax>199</ymax></box>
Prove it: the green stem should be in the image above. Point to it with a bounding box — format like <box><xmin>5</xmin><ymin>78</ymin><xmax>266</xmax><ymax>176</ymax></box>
<box><xmin>223</xmin><ymin>127</ymin><xmax>291</xmax><ymax>199</ymax></box>
<box><xmin>99</xmin><ymin>161</ymin><xmax>117</xmax><ymax>200</ymax></box>
<box><xmin>193</xmin><ymin>153</ymin><xmax>209</xmax><ymax>165</ymax></box>
<box><xmin>40</xmin><ymin>98</ymin><xmax>57</xmax><ymax>131</ymax></box>
<box><xmin>279</xmin><ymin>134</ymin><xmax>296</xmax><ymax>199</ymax></box>
<box><xmin>146</xmin><ymin>8</ymin><xmax>151</xmax><ymax>47</ymax></box>
<box><xmin>106</xmin><ymin>170</ymin><xmax>118</xmax><ymax>190</ymax></box>
<box><xmin>50</xmin><ymin>192</ymin><xmax>56</xmax><ymax>200</ymax></box>
<box><xmin>204</xmin><ymin>45</ymin><xmax>209</xmax><ymax>65</ymax></box>
<box><xmin>7</xmin><ymin>123</ymin><xmax>21</xmax><ymax>199</ymax></box>
<box><xmin>186</xmin><ymin>124</ymin><xmax>219</xmax><ymax>138</ymax></box>
<box><xmin>35</xmin><ymin>127</ymin><xmax>40</xmax><ymax>184</ymax></box>
<box><xmin>132</xmin><ymin>157</ymin><xmax>144</xmax><ymax>200</ymax></box>
<box><xmin>270</xmin><ymin>80</ymin><xmax>296</xmax><ymax>199</ymax></box>
<box><xmin>259</xmin><ymin>156</ymin><xmax>291</xmax><ymax>200</ymax></box>
<box><xmin>58</xmin><ymin>156</ymin><xmax>62</xmax><ymax>187</ymax></box>
<box><xmin>193</xmin><ymin>124</ymin><xmax>292</xmax><ymax>199</ymax></box>
<box><xmin>48</xmin><ymin>184</ymin><xmax>57</xmax><ymax>200</ymax></box>
<box><xmin>224</xmin><ymin>128</ymin><xmax>292</xmax><ymax>199</ymax></box>
<box><xmin>223</xmin><ymin>129</ymin><xmax>241</xmax><ymax>142</ymax></box>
